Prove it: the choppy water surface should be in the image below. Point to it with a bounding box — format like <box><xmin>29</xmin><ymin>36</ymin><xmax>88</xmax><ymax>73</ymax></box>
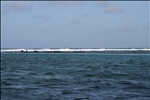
<box><xmin>1</xmin><ymin>53</ymin><xmax>150</xmax><ymax>100</ymax></box>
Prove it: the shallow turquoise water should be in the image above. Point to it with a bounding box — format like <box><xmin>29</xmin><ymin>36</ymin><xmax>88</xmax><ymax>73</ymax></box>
<box><xmin>1</xmin><ymin>53</ymin><xmax>150</xmax><ymax>100</ymax></box>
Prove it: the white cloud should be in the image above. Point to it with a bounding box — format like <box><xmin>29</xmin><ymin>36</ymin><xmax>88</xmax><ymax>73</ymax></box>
<box><xmin>1</xmin><ymin>1</ymin><xmax>32</xmax><ymax>15</ymax></box>
<box><xmin>52</xmin><ymin>1</ymin><xmax>86</xmax><ymax>6</ymax></box>
<box><xmin>96</xmin><ymin>1</ymin><xmax>124</xmax><ymax>14</ymax></box>
<box><xmin>1</xmin><ymin>1</ymin><xmax>86</xmax><ymax>16</ymax></box>
<box><xmin>104</xmin><ymin>5</ymin><xmax>123</xmax><ymax>13</ymax></box>
<box><xmin>33</xmin><ymin>1</ymin><xmax>86</xmax><ymax>8</ymax></box>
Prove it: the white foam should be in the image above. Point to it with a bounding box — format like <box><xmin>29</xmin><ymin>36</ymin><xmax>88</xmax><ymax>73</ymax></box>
<box><xmin>1</xmin><ymin>48</ymin><xmax>150</xmax><ymax>52</ymax></box>
<box><xmin>1</xmin><ymin>49</ymin><xmax>26</xmax><ymax>52</ymax></box>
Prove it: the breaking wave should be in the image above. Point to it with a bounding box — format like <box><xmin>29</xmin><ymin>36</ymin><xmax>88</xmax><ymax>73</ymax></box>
<box><xmin>1</xmin><ymin>48</ymin><xmax>150</xmax><ymax>53</ymax></box>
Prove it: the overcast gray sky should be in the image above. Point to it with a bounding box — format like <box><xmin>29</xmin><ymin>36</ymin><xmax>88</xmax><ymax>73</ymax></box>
<box><xmin>1</xmin><ymin>1</ymin><xmax>150</xmax><ymax>48</ymax></box>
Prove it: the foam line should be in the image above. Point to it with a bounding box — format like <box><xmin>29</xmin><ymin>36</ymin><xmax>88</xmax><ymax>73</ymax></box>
<box><xmin>1</xmin><ymin>48</ymin><xmax>150</xmax><ymax>53</ymax></box>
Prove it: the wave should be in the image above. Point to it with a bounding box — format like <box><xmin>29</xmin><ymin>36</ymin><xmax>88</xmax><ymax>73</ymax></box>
<box><xmin>1</xmin><ymin>48</ymin><xmax>150</xmax><ymax>53</ymax></box>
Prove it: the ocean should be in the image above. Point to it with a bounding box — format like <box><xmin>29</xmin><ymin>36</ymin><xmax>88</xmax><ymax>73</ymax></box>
<box><xmin>1</xmin><ymin>49</ymin><xmax>150</xmax><ymax>100</ymax></box>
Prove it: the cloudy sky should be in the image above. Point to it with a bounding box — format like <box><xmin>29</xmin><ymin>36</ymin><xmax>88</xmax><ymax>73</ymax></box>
<box><xmin>1</xmin><ymin>1</ymin><xmax>150</xmax><ymax>48</ymax></box>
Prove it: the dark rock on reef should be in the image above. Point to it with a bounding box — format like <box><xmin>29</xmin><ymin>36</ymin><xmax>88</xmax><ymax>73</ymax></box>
<box><xmin>34</xmin><ymin>50</ymin><xmax>38</xmax><ymax>53</ymax></box>
<box><xmin>20</xmin><ymin>49</ymin><xmax>27</xmax><ymax>53</ymax></box>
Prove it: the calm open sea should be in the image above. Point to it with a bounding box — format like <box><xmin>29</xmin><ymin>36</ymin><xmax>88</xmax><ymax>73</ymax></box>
<box><xmin>1</xmin><ymin>53</ymin><xmax>150</xmax><ymax>100</ymax></box>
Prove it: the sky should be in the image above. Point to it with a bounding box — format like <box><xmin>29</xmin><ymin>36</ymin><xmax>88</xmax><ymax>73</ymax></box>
<box><xmin>1</xmin><ymin>1</ymin><xmax>150</xmax><ymax>48</ymax></box>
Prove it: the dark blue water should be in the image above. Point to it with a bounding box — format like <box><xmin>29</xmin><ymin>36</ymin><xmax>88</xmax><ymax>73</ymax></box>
<box><xmin>1</xmin><ymin>53</ymin><xmax>150</xmax><ymax>100</ymax></box>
